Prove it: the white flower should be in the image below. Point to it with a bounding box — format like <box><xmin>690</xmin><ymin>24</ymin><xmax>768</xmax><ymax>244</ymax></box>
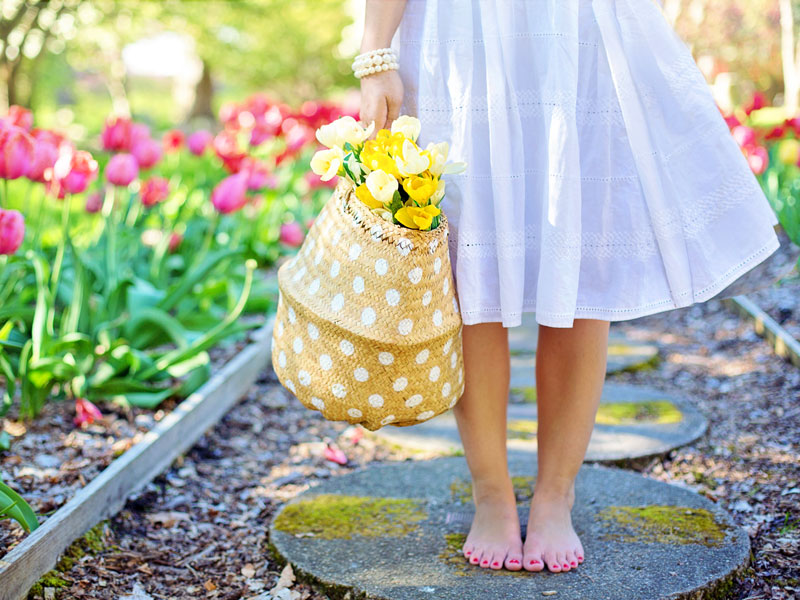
<box><xmin>430</xmin><ymin>178</ymin><xmax>446</xmax><ymax>205</ymax></box>
<box><xmin>395</xmin><ymin>138</ymin><xmax>431</xmax><ymax>177</ymax></box>
<box><xmin>391</xmin><ymin>115</ymin><xmax>422</xmax><ymax>142</ymax></box>
<box><xmin>425</xmin><ymin>141</ymin><xmax>450</xmax><ymax>177</ymax></box>
<box><xmin>310</xmin><ymin>146</ymin><xmax>345</xmax><ymax>181</ymax></box>
<box><xmin>316</xmin><ymin>116</ymin><xmax>374</xmax><ymax>149</ymax></box>
<box><xmin>373</xmin><ymin>207</ymin><xmax>394</xmax><ymax>222</ymax></box>
<box><xmin>365</xmin><ymin>169</ymin><xmax>398</xmax><ymax>204</ymax></box>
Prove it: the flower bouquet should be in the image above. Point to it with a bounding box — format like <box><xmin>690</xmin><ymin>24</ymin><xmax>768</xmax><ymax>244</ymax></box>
<box><xmin>270</xmin><ymin>115</ymin><xmax>468</xmax><ymax>431</ymax></box>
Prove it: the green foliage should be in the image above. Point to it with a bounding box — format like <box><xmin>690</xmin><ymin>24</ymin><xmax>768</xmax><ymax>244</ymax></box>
<box><xmin>0</xmin><ymin>479</ymin><xmax>39</xmax><ymax>534</ymax></box>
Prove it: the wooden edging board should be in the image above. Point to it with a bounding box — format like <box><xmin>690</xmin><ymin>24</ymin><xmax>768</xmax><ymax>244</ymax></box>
<box><xmin>723</xmin><ymin>295</ymin><xmax>800</xmax><ymax>368</ymax></box>
<box><xmin>0</xmin><ymin>315</ymin><xmax>276</xmax><ymax>600</ymax></box>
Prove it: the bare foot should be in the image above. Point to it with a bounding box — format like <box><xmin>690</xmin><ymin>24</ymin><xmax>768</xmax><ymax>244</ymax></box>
<box><xmin>522</xmin><ymin>487</ymin><xmax>584</xmax><ymax>573</ymax></box>
<box><xmin>461</xmin><ymin>480</ymin><xmax>524</xmax><ymax>571</ymax></box>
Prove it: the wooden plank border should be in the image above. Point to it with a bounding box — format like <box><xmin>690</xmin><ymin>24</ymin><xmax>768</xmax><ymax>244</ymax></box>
<box><xmin>0</xmin><ymin>315</ymin><xmax>275</xmax><ymax>600</ymax></box>
<box><xmin>723</xmin><ymin>295</ymin><xmax>800</xmax><ymax>369</ymax></box>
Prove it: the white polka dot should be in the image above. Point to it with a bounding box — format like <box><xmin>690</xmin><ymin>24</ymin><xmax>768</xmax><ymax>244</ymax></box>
<box><xmin>422</xmin><ymin>291</ymin><xmax>432</xmax><ymax>306</ymax></box>
<box><xmin>370</xmin><ymin>224</ymin><xmax>384</xmax><ymax>241</ymax></box>
<box><xmin>332</xmin><ymin>383</ymin><xmax>347</xmax><ymax>398</ymax></box>
<box><xmin>293</xmin><ymin>337</ymin><xmax>303</xmax><ymax>354</ymax></box>
<box><xmin>442</xmin><ymin>382</ymin><xmax>451</xmax><ymax>397</ymax></box>
<box><xmin>308</xmin><ymin>278</ymin><xmax>320</xmax><ymax>295</ymax></box>
<box><xmin>397</xmin><ymin>237</ymin><xmax>414</xmax><ymax>256</ymax></box>
<box><xmin>354</xmin><ymin>367</ymin><xmax>369</xmax><ymax>382</ymax></box>
<box><xmin>417</xmin><ymin>410</ymin><xmax>435</xmax><ymax>421</ymax></box>
<box><xmin>429</xmin><ymin>239</ymin><xmax>439</xmax><ymax>253</ymax></box>
<box><xmin>314</xmin><ymin>247</ymin><xmax>324</xmax><ymax>265</ymax></box>
<box><xmin>393</xmin><ymin>377</ymin><xmax>408</xmax><ymax>391</ymax></box>
<box><xmin>276</xmin><ymin>321</ymin><xmax>284</xmax><ymax>337</ymax></box>
<box><xmin>442</xmin><ymin>277</ymin><xmax>449</xmax><ymax>295</ymax></box>
<box><xmin>340</xmin><ymin>339</ymin><xmax>355</xmax><ymax>356</ymax></box>
<box><xmin>448</xmin><ymin>396</ymin><xmax>458</xmax><ymax>408</ymax></box>
<box><xmin>416</xmin><ymin>349</ymin><xmax>429</xmax><ymax>364</ymax></box>
<box><xmin>292</xmin><ymin>265</ymin><xmax>306</xmax><ymax>282</ymax></box>
<box><xmin>331</xmin><ymin>293</ymin><xmax>344</xmax><ymax>311</ymax></box>
<box><xmin>361</xmin><ymin>307</ymin><xmax>376</xmax><ymax>326</ymax></box>
<box><xmin>429</xmin><ymin>366</ymin><xmax>440</xmax><ymax>382</ymax></box>
<box><xmin>398</xmin><ymin>319</ymin><xmax>413</xmax><ymax>335</ymax></box>
<box><xmin>349</xmin><ymin>243</ymin><xmax>362</xmax><ymax>261</ymax></box>
<box><xmin>408</xmin><ymin>267</ymin><xmax>422</xmax><ymax>284</ymax></box>
<box><xmin>375</xmin><ymin>258</ymin><xmax>388</xmax><ymax>275</ymax></box>
<box><xmin>443</xmin><ymin>339</ymin><xmax>453</xmax><ymax>354</ymax></box>
<box><xmin>378</xmin><ymin>352</ymin><xmax>395</xmax><ymax>365</ymax></box>
<box><xmin>453</xmin><ymin>296</ymin><xmax>459</xmax><ymax>312</ymax></box>
<box><xmin>285</xmin><ymin>379</ymin><xmax>296</xmax><ymax>393</ymax></box>
<box><xmin>311</xmin><ymin>396</ymin><xmax>325</xmax><ymax>410</ymax></box>
<box><xmin>405</xmin><ymin>394</ymin><xmax>423</xmax><ymax>408</ymax></box>
<box><xmin>347</xmin><ymin>407</ymin><xmax>363</xmax><ymax>418</ymax></box>
<box><xmin>298</xmin><ymin>370</ymin><xmax>311</xmax><ymax>386</ymax></box>
<box><xmin>288</xmin><ymin>306</ymin><xmax>297</xmax><ymax>324</ymax></box>
<box><xmin>385</xmin><ymin>289</ymin><xmax>401</xmax><ymax>306</ymax></box>
<box><xmin>458</xmin><ymin>368</ymin><xmax>463</xmax><ymax>383</ymax></box>
<box><xmin>320</xmin><ymin>354</ymin><xmax>333</xmax><ymax>370</ymax></box>
<box><xmin>381</xmin><ymin>414</ymin><xmax>396</xmax><ymax>425</ymax></box>
<box><xmin>432</xmin><ymin>310</ymin><xmax>443</xmax><ymax>326</ymax></box>
<box><xmin>330</xmin><ymin>260</ymin><xmax>340</xmax><ymax>278</ymax></box>
<box><xmin>434</xmin><ymin>257</ymin><xmax>442</xmax><ymax>274</ymax></box>
<box><xmin>369</xmin><ymin>394</ymin><xmax>385</xmax><ymax>408</ymax></box>
<box><xmin>451</xmin><ymin>351</ymin><xmax>458</xmax><ymax>368</ymax></box>
<box><xmin>332</xmin><ymin>229</ymin><xmax>343</xmax><ymax>245</ymax></box>
<box><xmin>308</xmin><ymin>323</ymin><xmax>319</xmax><ymax>340</ymax></box>
<box><xmin>278</xmin><ymin>351</ymin><xmax>287</xmax><ymax>368</ymax></box>
<box><xmin>353</xmin><ymin>276</ymin><xmax>365</xmax><ymax>294</ymax></box>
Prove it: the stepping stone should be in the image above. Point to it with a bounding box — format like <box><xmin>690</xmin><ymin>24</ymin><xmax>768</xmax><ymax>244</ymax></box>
<box><xmin>269</xmin><ymin>457</ymin><xmax>749</xmax><ymax>600</ymax></box>
<box><xmin>369</xmin><ymin>383</ymin><xmax>707</xmax><ymax>462</ymax></box>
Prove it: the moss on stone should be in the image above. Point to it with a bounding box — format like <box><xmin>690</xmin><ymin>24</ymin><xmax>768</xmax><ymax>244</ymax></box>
<box><xmin>595</xmin><ymin>400</ymin><xmax>683</xmax><ymax>425</ymax></box>
<box><xmin>509</xmin><ymin>386</ymin><xmax>537</xmax><ymax>403</ymax></box>
<box><xmin>598</xmin><ymin>505</ymin><xmax>730</xmax><ymax>547</ymax></box>
<box><xmin>450</xmin><ymin>476</ymin><xmax>535</xmax><ymax>504</ymax></box>
<box><xmin>607</xmin><ymin>343</ymin><xmax>660</xmax><ymax>372</ymax></box>
<box><xmin>507</xmin><ymin>419</ymin><xmax>538</xmax><ymax>440</ymax></box>
<box><xmin>273</xmin><ymin>494</ymin><xmax>427</xmax><ymax>539</ymax></box>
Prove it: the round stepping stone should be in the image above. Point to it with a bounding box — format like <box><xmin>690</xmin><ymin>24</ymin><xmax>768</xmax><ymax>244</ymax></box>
<box><xmin>269</xmin><ymin>457</ymin><xmax>749</xmax><ymax>600</ymax></box>
<box><xmin>369</xmin><ymin>382</ymin><xmax>707</xmax><ymax>462</ymax></box>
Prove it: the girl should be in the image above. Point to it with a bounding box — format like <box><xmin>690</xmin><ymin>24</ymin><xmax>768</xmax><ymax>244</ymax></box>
<box><xmin>356</xmin><ymin>0</ymin><xmax>780</xmax><ymax>574</ymax></box>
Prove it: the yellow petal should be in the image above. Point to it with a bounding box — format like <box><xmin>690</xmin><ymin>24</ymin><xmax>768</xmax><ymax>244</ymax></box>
<box><xmin>395</xmin><ymin>207</ymin><xmax>420</xmax><ymax>229</ymax></box>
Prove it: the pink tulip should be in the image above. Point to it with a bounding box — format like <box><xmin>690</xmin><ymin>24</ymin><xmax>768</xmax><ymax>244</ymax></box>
<box><xmin>731</xmin><ymin>125</ymin><xmax>756</xmax><ymax>149</ymax></box>
<box><xmin>162</xmin><ymin>129</ymin><xmax>184</xmax><ymax>153</ymax></box>
<box><xmin>304</xmin><ymin>217</ymin><xmax>315</xmax><ymax>230</ymax></box>
<box><xmin>2</xmin><ymin>105</ymin><xmax>33</xmax><ymax>131</ymax></box>
<box><xmin>53</xmin><ymin>148</ymin><xmax>98</xmax><ymax>195</ymax></box>
<box><xmin>131</xmin><ymin>137</ymin><xmax>162</xmax><ymax>169</ymax></box>
<box><xmin>101</xmin><ymin>116</ymin><xmax>134</xmax><ymax>152</ymax></box>
<box><xmin>85</xmin><ymin>191</ymin><xmax>104</xmax><ymax>213</ymax></box>
<box><xmin>0</xmin><ymin>125</ymin><xmax>35</xmax><ymax>179</ymax></box>
<box><xmin>211</xmin><ymin>171</ymin><xmax>249</xmax><ymax>214</ymax></box>
<box><xmin>323</xmin><ymin>444</ymin><xmax>348</xmax><ymax>465</ymax></box>
<box><xmin>168</xmin><ymin>232</ymin><xmax>183</xmax><ymax>252</ymax></box>
<box><xmin>106</xmin><ymin>153</ymin><xmax>139</xmax><ymax>187</ymax></box>
<box><xmin>279</xmin><ymin>221</ymin><xmax>304</xmax><ymax>247</ymax></box>
<box><xmin>26</xmin><ymin>132</ymin><xmax>60</xmax><ymax>183</ymax></box>
<box><xmin>744</xmin><ymin>91</ymin><xmax>767</xmax><ymax>115</ymax></box>
<box><xmin>213</xmin><ymin>129</ymin><xmax>247</xmax><ymax>173</ymax></box>
<box><xmin>0</xmin><ymin>209</ymin><xmax>25</xmax><ymax>255</ymax></box>
<box><xmin>746</xmin><ymin>146</ymin><xmax>768</xmax><ymax>175</ymax></box>
<box><xmin>73</xmin><ymin>397</ymin><xmax>103</xmax><ymax>427</ymax></box>
<box><xmin>140</xmin><ymin>176</ymin><xmax>170</xmax><ymax>207</ymax></box>
<box><xmin>240</xmin><ymin>157</ymin><xmax>276</xmax><ymax>191</ymax></box>
<box><xmin>765</xmin><ymin>126</ymin><xmax>786</xmax><ymax>141</ymax></box>
<box><xmin>187</xmin><ymin>130</ymin><xmax>213</xmax><ymax>156</ymax></box>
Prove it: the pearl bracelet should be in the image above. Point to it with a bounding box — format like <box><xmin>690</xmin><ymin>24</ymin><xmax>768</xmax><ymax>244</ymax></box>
<box><xmin>352</xmin><ymin>47</ymin><xmax>399</xmax><ymax>79</ymax></box>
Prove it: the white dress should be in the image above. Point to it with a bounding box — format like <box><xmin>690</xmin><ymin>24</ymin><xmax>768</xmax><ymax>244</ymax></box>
<box><xmin>391</xmin><ymin>0</ymin><xmax>781</xmax><ymax>328</ymax></box>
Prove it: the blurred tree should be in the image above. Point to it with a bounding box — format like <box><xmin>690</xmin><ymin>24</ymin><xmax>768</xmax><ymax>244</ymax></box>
<box><xmin>779</xmin><ymin>0</ymin><xmax>800</xmax><ymax>115</ymax></box>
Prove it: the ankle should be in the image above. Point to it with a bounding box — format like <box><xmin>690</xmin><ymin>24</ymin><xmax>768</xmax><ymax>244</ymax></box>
<box><xmin>471</xmin><ymin>474</ymin><xmax>516</xmax><ymax>504</ymax></box>
<box><xmin>532</xmin><ymin>481</ymin><xmax>576</xmax><ymax>508</ymax></box>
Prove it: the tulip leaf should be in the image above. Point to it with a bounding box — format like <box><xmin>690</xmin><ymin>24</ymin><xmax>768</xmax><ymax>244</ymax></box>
<box><xmin>0</xmin><ymin>479</ymin><xmax>39</xmax><ymax>533</ymax></box>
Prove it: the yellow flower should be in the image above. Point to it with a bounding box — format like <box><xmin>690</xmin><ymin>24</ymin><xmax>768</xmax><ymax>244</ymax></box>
<box><xmin>778</xmin><ymin>139</ymin><xmax>800</xmax><ymax>165</ymax></box>
<box><xmin>356</xmin><ymin>183</ymin><xmax>384</xmax><ymax>209</ymax></box>
<box><xmin>402</xmin><ymin>174</ymin><xmax>438</xmax><ymax>204</ymax></box>
<box><xmin>361</xmin><ymin>145</ymin><xmax>400</xmax><ymax>178</ymax></box>
<box><xmin>395</xmin><ymin>204</ymin><xmax>441</xmax><ymax>230</ymax></box>
<box><xmin>395</xmin><ymin>138</ymin><xmax>431</xmax><ymax>177</ymax></box>
<box><xmin>391</xmin><ymin>116</ymin><xmax>422</xmax><ymax>142</ymax></box>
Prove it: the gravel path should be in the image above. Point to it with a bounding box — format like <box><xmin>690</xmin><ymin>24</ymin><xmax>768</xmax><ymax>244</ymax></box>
<box><xmin>23</xmin><ymin>297</ymin><xmax>800</xmax><ymax>600</ymax></box>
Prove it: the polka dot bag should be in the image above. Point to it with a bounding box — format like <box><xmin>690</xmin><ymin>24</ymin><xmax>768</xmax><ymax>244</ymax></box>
<box><xmin>271</xmin><ymin>177</ymin><xmax>465</xmax><ymax>431</ymax></box>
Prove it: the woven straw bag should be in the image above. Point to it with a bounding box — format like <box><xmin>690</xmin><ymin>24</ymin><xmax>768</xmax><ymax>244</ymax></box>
<box><xmin>271</xmin><ymin>177</ymin><xmax>465</xmax><ymax>431</ymax></box>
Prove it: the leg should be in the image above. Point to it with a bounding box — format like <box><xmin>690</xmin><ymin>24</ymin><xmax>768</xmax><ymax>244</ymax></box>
<box><xmin>453</xmin><ymin>321</ymin><xmax>523</xmax><ymax>571</ymax></box>
<box><xmin>523</xmin><ymin>318</ymin><xmax>610</xmax><ymax>573</ymax></box>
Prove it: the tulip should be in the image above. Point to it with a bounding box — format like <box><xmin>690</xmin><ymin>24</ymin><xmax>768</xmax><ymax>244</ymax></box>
<box><xmin>85</xmin><ymin>190</ymin><xmax>104</xmax><ymax>213</ymax></box>
<box><xmin>213</xmin><ymin>129</ymin><xmax>247</xmax><ymax>173</ymax></box>
<box><xmin>131</xmin><ymin>137</ymin><xmax>163</xmax><ymax>169</ymax></box>
<box><xmin>279</xmin><ymin>221</ymin><xmax>304</xmax><ymax>247</ymax></box>
<box><xmin>765</xmin><ymin>126</ymin><xmax>786</xmax><ymax>141</ymax></box>
<box><xmin>744</xmin><ymin>91</ymin><xmax>767</xmax><ymax>115</ymax></box>
<box><xmin>0</xmin><ymin>209</ymin><xmax>25</xmax><ymax>254</ymax></box>
<box><xmin>745</xmin><ymin>146</ymin><xmax>768</xmax><ymax>175</ymax></box>
<box><xmin>0</xmin><ymin>125</ymin><xmax>35</xmax><ymax>180</ymax></box>
<box><xmin>106</xmin><ymin>153</ymin><xmax>139</xmax><ymax>187</ymax></box>
<box><xmin>101</xmin><ymin>116</ymin><xmax>134</xmax><ymax>152</ymax></box>
<box><xmin>211</xmin><ymin>171</ymin><xmax>249</xmax><ymax>214</ymax></box>
<box><xmin>73</xmin><ymin>397</ymin><xmax>103</xmax><ymax>427</ymax></box>
<box><xmin>323</xmin><ymin>444</ymin><xmax>348</xmax><ymax>465</ymax></box>
<box><xmin>240</xmin><ymin>157</ymin><xmax>276</xmax><ymax>191</ymax></box>
<box><xmin>731</xmin><ymin>125</ymin><xmax>756</xmax><ymax>149</ymax></box>
<box><xmin>3</xmin><ymin>105</ymin><xmax>33</xmax><ymax>131</ymax></box>
<box><xmin>168</xmin><ymin>231</ymin><xmax>183</xmax><ymax>252</ymax></box>
<box><xmin>26</xmin><ymin>132</ymin><xmax>60</xmax><ymax>183</ymax></box>
<box><xmin>187</xmin><ymin>130</ymin><xmax>213</xmax><ymax>156</ymax></box>
<box><xmin>777</xmin><ymin>139</ymin><xmax>800</xmax><ymax>166</ymax></box>
<box><xmin>162</xmin><ymin>129</ymin><xmax>184</xmax><ymax>152</ymax></box>
<box><xmin>140</xmin><ymin>176</ymin><xmax>170</xmax><ymax>207</ymax></box>
<box><xmin>53</xmin><ymin>148</ymin><xmax>98</xmax><ymax>195</ymax></box>
<box><xmin>304</xmin><ymin>217</ymin><xmax>315</xmax><ymax>230</ymax></box>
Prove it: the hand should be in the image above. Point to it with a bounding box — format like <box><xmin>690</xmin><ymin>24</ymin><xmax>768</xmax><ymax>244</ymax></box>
<box><xmin>359</xmin><ymin>69</ymin><xmax>404</xmax><ymax>140</ymax></box>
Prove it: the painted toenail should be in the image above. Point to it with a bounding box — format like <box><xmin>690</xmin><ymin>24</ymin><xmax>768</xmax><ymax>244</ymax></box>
<box><xmin>563</xmin><ymin>563</ymin><xmax>569</xmax><ymax>568</ymax></box>
<box><xmin>571</xmin><ymin>561</ymin><xmax>577</xmax><ymax>567</ymax></box>
<box><xmin>465</xmin><ymin>551</ymin><xmax>471</xmax><ymax>556</ymax></box>
<box><xmin>509</xmin><ymin>559</ymin><xmax>519</xmax><ymax>564</ymax></box>
<box><xmin>492</xmin><ymin>562</ymin><xmax>499</xmax><ymax>567</ymax></box>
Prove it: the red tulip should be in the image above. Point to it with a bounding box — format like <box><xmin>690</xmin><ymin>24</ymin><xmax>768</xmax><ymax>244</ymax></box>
<box><xmin>765</xmin><ymin>126</ymin><xmax>786</xmax><ymax>141</ymax></box>
<box><xmin>212</xmin><ymin>129</ymin><xmax>247</xmax><ymax>173</ymax></box>
<box><xmin>106</xmin><ymin>153</ymin><xmax>139</xmax><ymax>187</ymax></box>
<box><xmin>132</xmin><ymin>137</ymin><xmax>162</xmax><ymax>169</ymax></box>
<box><xmin>53</xmin><ymin>148</ymin><xmax>98</xmax><ymax>195</ymax></box>
<box><xmin>73</xmin><ymin>397</ymin><xmax>103</xmax><ymax>427</ymax></box>
<box><xmin>3</xmin><ymin>105</ymin><xmax>33</xmax><ymax>131</ymax></box>
<box><xmin>744</xmin><ymin>91</ymin><xmax>767</xmax><ymax>115</ymax></box>
<box><xmin>140</xmin><ymin>176</ymin><xmax>170</xmax><ymax>207</ymax></box>
<box><xmin>187</xmin><ymin>130</ymin><xmax>213</xmax><ymax>156</ymax></box>
<box><xmin>162</xmin><ymin>129</ymin><xmax>184</xmax><ymax>153</ymax></box>
<box><xmin>85</xmin><ymin>190</ymin><xmax>104</xmax><ymax>213</ymax></box>
<box><xmin>240</xmin><ymin>157</ymin><xmax>276</xmax><ymax>191</ymax></box>
<box><xmin>0</xmin><ymin>209</ymin><xmax>25</xmax><ymax>255</ymax></box>
<box><xmin>0</xmin><ymin>125</ymin><xmax>35</xmax><ymax>179</ymax></box>
<box><xmin>101</xmin><ymin>116</ymin><xmax>134</xmax><ymax>152</ymax></box>
<box><xmin>745</xmin><ymin>146</ymin><xmax>769</xmax><ymax>175</ymax></box>
<box><xmin>168</xmin><ymin>231</ymin><xmax>183</xmax><ymax>252</ymax></box>
<box><xmin>323</xmin><ymin>444</ymin><xmax>348</xmax><ymax>465</ymax></box>
<box><xmin>211</xmin><ymin>171</ymin><xmax>249</xmax><ymax>214</ymax></box>
<box><xmin>723</xmin><ymin>113</ymin><xmax>741</xmax><ymax>130</ymax></box>
<box><xmin>279</xmin><ymin>221</ymin><xmax>304</xmax><ymax>247</ymax></box>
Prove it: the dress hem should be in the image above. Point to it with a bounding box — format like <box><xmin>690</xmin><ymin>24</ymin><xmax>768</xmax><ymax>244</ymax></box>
<box><xmin>458</xmin><ymin>233</ymin><xmax>782</xmax><ymax>328</ymax></box>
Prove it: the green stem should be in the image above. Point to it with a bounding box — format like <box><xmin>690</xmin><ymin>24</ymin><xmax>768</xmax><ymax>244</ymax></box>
<box><xmin>31</xmin><ymin>183</ymin><xmax>45</xmax><ymax>248</ymax></box>
<box><xmin>194</xmin><ymin>211</ymin><xmax>219</xmax><ymax>268</ymax></box>
<box><xmin>105</xmin><ymin>187</ymin><xmax>118</xmax><ymax>297</ymax></box>
<box><xmin>1</xmin><ymin>178</ymin><xmax>8</xmax><ymax>208</ymax></box>
<box><xmin>50</xmin><ymin>192</ymin><xmax>73</xmax><ymax>300</ymax></box>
